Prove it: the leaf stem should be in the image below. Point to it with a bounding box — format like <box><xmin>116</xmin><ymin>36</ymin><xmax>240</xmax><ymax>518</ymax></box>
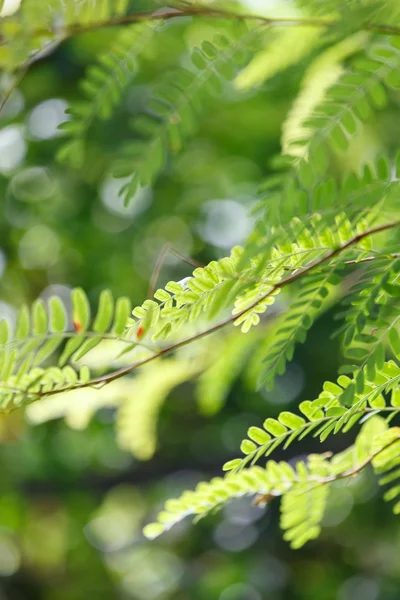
<box><xmin>7</xmin><ymin>6</ymin><xmax>400</xmax><ymax>47</ymax></box>
<box><xmin>23</xmin><ymin>219</ymin><xmax>400</xmax><ymax>399</ymax></box>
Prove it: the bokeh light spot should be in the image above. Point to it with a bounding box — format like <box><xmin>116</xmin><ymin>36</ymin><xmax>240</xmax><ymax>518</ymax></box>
<box><xmin>18</xmin><ymin>225</ymin><xmax>60</xmax><ymax>269</ymax></box>
<box><xmin>28</xmin><ymin>99</ymin><xmax>69</xmax><ymax>140</ymax></box>
<box><xmin>0</xmin><ymin>533</ymin><xmax>21</xmax><ymax>576</ymax></box>
<box><xmin>199</xmin><ymin>199</ymin><xmax>254</xmax><ymax>248</ymax></box>
<box><xmin>11</xmin><ymin>167</ymin><xmax>56</xmax><ymax>203</ymax></box>
<box><xmin>213</xmin><ymin>521</ymin><xmax>258</xmax><ymax>552</ymax></box>
<box><xmin>0</xmin><ymin>126</ymin><xmax>26</xmax><ymax>173</ymax></box>
<box><xmin>0</xmin><ymin>0</ymin><xmax>21</xmax><ymax>17</ymax></box>
<box><xmin>100</xmin><ymin>176</ymin><xmax>152</xmax><ymax>219</ymax></box>
<box><xmin>219</xmin><ymin>583</ymin><xmax>262</xmax><ymax>600</ymax></box>
<box><xmin>0</xmin><ymin>86</ymin><xmax>24</xmax><ymax>120</ymax></box>
<box><xmin>338</xmin><ymin>576</ymin><xmax>380</xmax><ymax>600</ymax></box>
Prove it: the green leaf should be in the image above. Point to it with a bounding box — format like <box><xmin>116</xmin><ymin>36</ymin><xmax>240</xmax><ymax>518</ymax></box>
<box><xmin>240</xmin><ymin>440</ymin><xmax>257</xmax><ymax>455</ymax></box>
<box><xmin>222</xmin><ymin>459</ymin><xmax>242</xmax><ymax>472</ymax></box>
<box><xmin>383</xmin><ymin>282</ymin><xmax>400</xmax><ymax>298</ymax></box>
<box><xmin>93</xmin><ymin>289</ymin><xmax>114</xmax><ymax>333</ymax></box>
<box><xmin>34</xmin><ymin>336</ymin><xmax>64</xmax><ymax>366</ymax></box>
<box><xmin>389</xmin><ymin>328</ymin><xmax>400</xmax><ymax>356</ymax></box>
<box><xmin>49</xmin><ymin>297</ymin><xmax>66</xmax><ymax>332</ymax></box>
<box><xmin>71</xmin><ymin>288</ymin><xmax>90</xmax><ymax>332</ymax></box>
<box><xmin>299</xmin><ymin>401</ymin><xmax>324</xmax><ymax>420</ymax></box>
<box><xmin>15</xmin><ymin>305</ymin><xmax>30</xmax><ymax>339</ymax></box>
<box><xmin>339</xmin><ymin>383</ymin><xmax>356</xmax><ymax>408</ymax></box>
<box><xmin>235</xmin><ymin>26</ymin><xmax>322</xmax><ymax>90</ymax></box>
<box><xmin>113</xmin><ymin>297</ymin><xmax>132</xmax><ymax>334</ymax></box>
<box><xmin>248</xmin><ymin>427</ymin><xmax>271</xmax><ymax>445</ymax></box>
<box><xmin>32</xmin><ymin>299</ymin><xmax>48</xmax><ymax>335</ymax></box>
<box><xmin>263</xmin><ymin>418</ymin><xmax>287</xmax><ymax>437</ymax></box>
<box><xmin>143</xmin><ymin>523</ymin><xmax>165</xmax><ymax>540</ymax></box>
<box><xmin>278</xmin><ymin>412</ymin><xmax>306</xmax><ymax>429</ymax></box>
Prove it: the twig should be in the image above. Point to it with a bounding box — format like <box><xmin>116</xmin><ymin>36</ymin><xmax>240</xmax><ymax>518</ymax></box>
<box><xmin>16</xmin><ymin>219</ymin><xmax>398</xmax><ymax>400</ymax></box>
<box><xmin>255</xmin><ymin>432</ymin><xmax>400</xmax><ymax>505</ymax></box>
<box><xmin>3</xmin><ymin>5</ymin><xmax>400</xmax><ymax>47</ymax></box>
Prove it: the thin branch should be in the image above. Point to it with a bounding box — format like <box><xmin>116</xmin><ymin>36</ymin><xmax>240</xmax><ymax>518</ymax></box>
<box><xmin>4</xmin><ymin>242</ymin><xmax>395</xmax><ymax>410</ymax></box>
<box><xmin>240</xmin><ymin>372</ymin><xmax>400</xmax><ymax>471</ymax></box>
<box><xmin>256</xmin><ymin>432</ymin><xmax>400</xmax><ymax>506</ymax></box>
<box><xmin>321</xmin><ymin>436</ymin><xmax>399</xmax><ymax>484</ymax></box>
<box><xmin>2</xmin><ymin>3</ymin><xmax>399</xmax><ymax>119</ymax></box>
<box><xmin>343</xmin><ymin>251</ymin><xmax>400</xmax><ymax>266</ymax></box>
<box><xmin>11</xmin><ymin>219</ymin><xmax>397</xmax><ymax>402</ymax></box>
<box><xmin>5</xmin><ymin>5</ymin><xmax>400</xmax><ymax>48</ymax></box>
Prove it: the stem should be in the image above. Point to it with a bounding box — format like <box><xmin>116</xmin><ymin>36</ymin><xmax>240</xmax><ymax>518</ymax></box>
<box><xmin>20</xmin><ymin>219</ymin><xmax>399</xmax><ymax>399</ymax></box>
<box><xmin>6</xmin><ymin>5</ymin><xmax>400</xmax><ymax>47</ymax></box>
<box><xmin>256</xmin><ymin>433</ymin><xmax>400</xmax><ymax>505</ymax></box>
<box><xmin>4</xmin><ymin>3</ymin><xmax>400</xmax><ymax>102</ymax></box>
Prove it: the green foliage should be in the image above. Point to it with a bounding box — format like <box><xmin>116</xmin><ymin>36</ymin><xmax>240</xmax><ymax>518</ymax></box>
<box><xmin>196</xmin><ymin>328</ymin><xmax>260</xmax><ymax>416</ymax></box>
<box><xmin>57</xmin><ymin>22</ymin><xmax>158</xmax><ymax>168</ymax></box>
<box><xmin>112</xmin><ymin>25</ymin><xmax>261</xmax><ymax>205</ymax></box>
<box><xmin>281</xmin><ymin>32</ymin><xmax>369</xmax><ymax>157</ymax></box>
<box><xmin>258</xmin><ymin>263</ymin><xmax>340</xmax><ymax>390</ymax></box>
<box><xmin>0</xmin><ymin>0</ymin><xmax>131</xmax><ymax>69</ymax></box>
<box><xmin>116</xmin><ymin>358</ymin><xmax>203</xmax><ymax>460</ymax></box>
<box><xmin>0</xmin><ymin>288</ymin><xmax>131</xmax><ymax>410</ymax></box>
<box><xmin>1</xmin><ymin>0</ymin><xmax>400</xmax><ymax>561</ymax></box>
<box><xmin>256</xmin><ymin>153</ymin><xmax>400</xmax><ymax>230</ymax></box>
<box><xmin>234</xmin><ymin>25</ymin><xmax>323</xmax><ymax>90</ymax></box>
<box><xmin>336</xmin><ymin>254</ymin><xmax>400</xmax><ymax>378</ymax></box>
<box><xmin>295</xmin><ymin>0</ymin><xmax>400</xmax><ymax>23</ymax></box>
<box><xmin>144</xmin><ymin>416</ymin><xmax>400</xmax><ymax>548</ymax></box>
<box><xmin>19</xmin><ymin>0</ymin><xmax>130</xmax><ymax>25</ymax></box>
<box><xmin>285</xmin><ymin>36</ymin><xmax>400</xmax><ymax>160</ymax></box>
<box><xmin>225</xmin><ymin>360</ymin><xmax>400</xmax><ymax>473</ymax></box>
<box><xmin>125</xmin><ymin>245</ymin><xmax>245</xmax><ymax>341</ymax></box>
<box><xmin>373</xmin><ymin>426</ymin><xmax>400</xmax><ymax>514</ymax></box>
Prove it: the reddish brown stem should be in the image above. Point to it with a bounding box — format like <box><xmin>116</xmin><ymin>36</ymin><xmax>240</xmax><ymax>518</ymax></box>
<box><xmin>21</xmin><ymin>219</ymin><xmax>399</xmax><ymax>400</ymax></box>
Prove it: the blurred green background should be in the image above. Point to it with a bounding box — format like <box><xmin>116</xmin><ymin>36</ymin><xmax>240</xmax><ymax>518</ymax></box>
<box><xmin>1</xmin><ymin>3</ymin><xmax>400</xmax><ymax>599</ymax></box>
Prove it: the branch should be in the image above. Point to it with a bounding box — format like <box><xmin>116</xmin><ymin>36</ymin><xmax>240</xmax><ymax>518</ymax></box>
<box><xmin>256</xmin><ymin>432</ymin><xmax>400</xmax><ymax>506</ymax></box>
<box><xmin>3</xmin><ymin>3</ymin><xmax>399</xmax><ymax>136</ymax></box>
<box><xmin>11</xmin><ymin>219</ymin><xmax>396</xmax><ymax>404</ymax></box>
<box><xmin>343</xmin><ymin>251</ymin><xmax>400</xmax><ymax>266</ymax></box>
<box><xmin>7</xmin><ymin>5</ymin><xmax>400</xmax><ymax>45</ymax></box>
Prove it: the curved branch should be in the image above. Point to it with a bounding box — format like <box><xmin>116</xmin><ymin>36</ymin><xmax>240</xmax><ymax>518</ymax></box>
<box><xmin>2</xmin><ymin>4</ymin><xmax>400</xmax><ymax>52</ymax></box>
<box><xmin>11</xmin><ymin>219</ymin><xmax>397</xmax><ymax>405</ymax></box>
<box><xmin>256</xmin><ymin>432</ymin><xmax>400</xmax><ymax>506</ymax></box>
